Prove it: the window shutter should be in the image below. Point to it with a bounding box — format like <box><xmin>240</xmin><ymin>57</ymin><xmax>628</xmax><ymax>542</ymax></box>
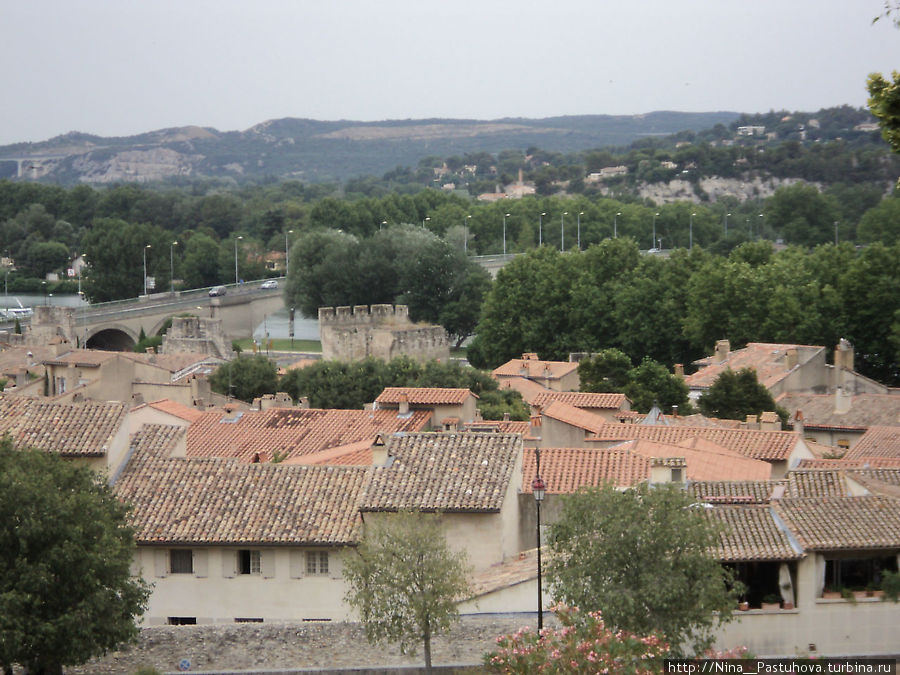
<box><xmin>222</xmin><ymin>549</ymin><xmax>236</xmax><ymax>578</ymax></box>
<box><xmin>329</xmin><ymin>551</ymin><xmax>340</xmax><ymax>579</ymax></box>
<box><xmin>193</xmin><ymin>549</ymin><xmax>208</xmax><ymax>578</ymax></box>
<box><xmin>155</xmin><ymin>549</ymin><xmax>169</xmax><ymax>577</ymax></box>
<box><xmin>289</xmin><ymin>550</ymin><xmax>304</xmax><ymax>579</ymax></box>
<box><xmin>260</xmin><ymin>550</ymin><xmax>276</xmax><ymax>579</ymax></box>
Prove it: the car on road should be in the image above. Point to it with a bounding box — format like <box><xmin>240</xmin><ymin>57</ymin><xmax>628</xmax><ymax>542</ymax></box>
<box><xmin>208</xmin><ymin>285</ymin><xmax>227</xmax><ymax>297</ymax></box>
<box><xmin>260</xmin><ymin>279</ymin><xmax>279</xmax><ymax>289</ymax></box>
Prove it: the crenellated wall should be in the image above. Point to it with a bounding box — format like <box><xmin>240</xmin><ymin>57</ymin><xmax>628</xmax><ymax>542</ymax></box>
<box><xmin>319</xmin><ymin>305</ymin><xmax>448</xmax><ymax>363</ymax></box>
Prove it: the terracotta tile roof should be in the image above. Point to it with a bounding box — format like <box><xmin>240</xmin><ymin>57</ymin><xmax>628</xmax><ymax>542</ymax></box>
<box><xmin>116</xmin><ymin>450</ymin><xmax>369</xmax><ymax>545</ymax></box>
<box><xmin>843</xmin><ymin>426</ymin><xmax>900</xmax><ymax>459</ymax></box>
<box><xmin>796</xmin><ymin>457</ymin><xmax>900</xmax><ymax>470</ymax></box>
<box><xmin>786</xmin><ymin>470</ymin><xmax>848</xmax><ymax>498</ymax></box>
<box><xmin>145</xmin><ymin>398</ymin><xmax>205</xmax><ymax>423</ymax></box>
<box><xmin>778</xmin><ymin>392</ymin><xmax>900</xmax><ymax>428</ymax></box>
<box><xmin>709</xmin><ymin>505</ymin><xmax>803</xmax><ymax>562</ymax></box>
<box><xmin>469</xmin><ymin>549</ymin><xmax>538</xmax><ymax>598</ymax></box>
<box><xmin>633</xmin><ymin>413</ymin><xmax>743</xmax><ymax>429</ymax></box>
<box><xmin>686</xmin><ymin>343</ymin><xmax>823</xmax><ymax>390</ymax></box>
<box><xmin>531</xmin><ymin>391</ymin><xmax>627</xmax><ymax>410</ymax></box>
<box><xmin>688</xmin><ymin>481</ymin><xmax>785</xmax><ymax>504</ymax></box>
<box><xmin>541</xmin><ymin>400</ymin><xmax>605</xmax><ymax>433</ymax></box>
<box><xmin>130</xmin><ymin>423</ymin><xmax>185</xmax><ymax>459</ymax></box>
<box><xmin>492</xmin><ymin>355</ymin><xmax>579</xmax><ymax>381</ymax></box>
<box><xmin>844</xmin><ymin>469</ymin><xmax>900</xmax><ymax>498</ymax></box>
<box><xmin>774</xmin><ymin>496</ymin><xmax>900</xmax><ymax>550</ymax></box>
<box><xmin>463</xmin><ymin>420</ymin><xmax>530</xmax><ymax>435</ymax></box>
<box><xmin>522</xmin><ymin>447</ymin><xmax>650</xmax><ymax>492</ymax></box>
<box><xmin>361</xmin><ymin>432</ymin><xmax>521</xmax><ymax>513</ymax></box>
<box><xmin>496</xmin><ymin>376</ymin><xmax>553</xmax><ymax>404</ymax></box>
<box><xmin>376</xmin><ymin>387</ymin><xmax>475</xmax><ymax>405</ymax></box>
<box><xmin>282</xmin><ymin>439</ymin><xmax>373</xmax><ymax>466</ymax></box>
<box><xmin>43</xmin><ymin>349</ymin><xmax>119</xmax><ymax>367</ymax></box>
<box><xmin>0</xmin><ymin>395</ymin><xmax>127</xmax><ymax>457</ymax></box>
<box><xmin>622</xmin><ymin>437</ymin><xmax>772</xmax><ymax>481</ymax></box>
<box><xmin>186</xmin><ymin>407</ymin><xmax>431</xmax><ymax>463</ymax></box>
<box><xmin>587</xmin><ymin>423</ymin><xmax>800</xmax><ymax>462</ymax></box>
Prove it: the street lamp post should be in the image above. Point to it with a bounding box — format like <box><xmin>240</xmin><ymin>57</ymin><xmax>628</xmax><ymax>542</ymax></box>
<box><xmin>614</xmin><ymin>211</ymin><xmax>621</xmax><ymax>239</ymax></box>
<box><xmin>532</xmin><ymin>447</ymin><xmax>546</xmax><ymax>632</ymax></box>
<box><xmin>170</xmin><ymin>241</ymin><xmax>178</xmax><ymax>294</ymax></box>
<box><xmin>464</xmin><ymin>215</ymin><xmax>471</xmax><ymax>253</ymax></box>
<box><xmin>285</xmin><ymin>229</ymin><xmax>293</xmax><ymax>277</ymax></box>
<box><xmin>539</xmin><ymin>212</ymin><xmax>546</xmax><ymax>247</ymax></box>
<box><xmin>690</xmin><ymin>212</ymin><xmax>696</xmax><ymax>250</ymax></box>
<box><xmin>834</xmin><ymin>221</ymin><xmax>839</xmax><ymax>245</ymax></box>
<box><xmin>142</xmin><ymin>245</ymin><xmax>151</xmax><ymax>296</ymax></box>
<box><xmin>422</xmin><ymin>216</ymin><xmax>430</xmax><ymax>229</ymax></box>
<box><xmin>758</xmin><ymin>213</ymin><xmax>764</xmax><ymax>240</ymax></box>
<box><xmin>725</xmin><ymin>212</ymin><xmax>731</xmax><ymax>238</ymax></box>
<box><xmin>561</xmin><ymin>212</ymin><xmax>567</xmax><ymax>250</ymax></box>
<box><xmin>577</xmin><ymin>211</ymin><xmax>584</xmax><ymax>250</ymax></box>
<box><xmin>503</xmin><ymin>213</ymin><xmax>510</xmax><ymax>255</ymax></box>
<box><xmin>234</xmin><ymin>236</ymin><xmax>243</xmax><ymax>285</ymax></box>
<box><xmin>653</xmin><ymin>212</ymin><xmax>659</xmax><ymax>249</ymax></box>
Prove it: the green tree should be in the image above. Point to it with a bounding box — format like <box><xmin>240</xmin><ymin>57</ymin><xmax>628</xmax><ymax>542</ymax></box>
<box><xmin>180</xmin><ymin>232</ymin><xmax>223</xmax><ymax>289</ymax></box>
<box><xmin>546</xmin><ymin>483</ymin><xmax>740</xmax><ymax>655</ymax></box>
<box><xmin>577</xmin><ymin>348</ymin><xmax>633</xmax><ymax>392</ymax></box>
<box><xmin>622</xmin><ymin>357</ymin><xmax>692</xmax><ymax>414</ymax></box>
<box><xmin>868</xmin><ymin>70</ymin><xmax>900</xmax><ymax>157</ymax></box>
<box><xmin>343</xmin><ymin>511</ymin><xmax>471</xmax><ymax>674</ymax></box>
<box><xmin>857</xmin><ymin>195</ymin><xmax>900</xmax><ymax>245</ymax></box>
<box><xmin>698</xmin><ymin>368</ymin><xmax>786</xmax><ymax>425</ymax></box>
<box><xmin>0</xmin><ymin>439</ymin><xmax>150</xmax><ymax>674</ymax></box>
<box><xmin>763</xmin><ymin>183</ymin><xmax>840</xmax><ymax>247</ymax></box>
<box><xmin>209</xmin><ymin>354</ymin><xmax>279</xmax><ymax>402</ymax></box>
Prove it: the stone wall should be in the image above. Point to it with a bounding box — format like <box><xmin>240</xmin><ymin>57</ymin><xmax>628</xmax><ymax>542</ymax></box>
<box><xmin>162</xmin><ymin>316</ymin><xmax>232</xmax><ymax>359</ymax></box>
<box><xmin>319</xmin><ymin>305</ymin><xmax>448</xmax><ymax>363</ymax></box>
<box><xmin>28</xmin><ymin>306</ymin><xmax>76</xmax><ymax>346</ymax></box>
<box><xmin>67</xmin><ymin>615</ymin><xmax>536</xmax><ymax>675</ymax></box>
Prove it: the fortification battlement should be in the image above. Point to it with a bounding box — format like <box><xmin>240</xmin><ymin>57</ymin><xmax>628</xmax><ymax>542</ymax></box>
<box><xmin>318</xmin><ymin>304</ymin><xmax>410</xmax><ymax>326</ymax></box>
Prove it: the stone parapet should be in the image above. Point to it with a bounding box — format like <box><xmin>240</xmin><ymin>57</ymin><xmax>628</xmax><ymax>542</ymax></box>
<box><xmin>319</xmin><ymin>305</ymin><xmax>447</xmax><ymax>363</ymax></box>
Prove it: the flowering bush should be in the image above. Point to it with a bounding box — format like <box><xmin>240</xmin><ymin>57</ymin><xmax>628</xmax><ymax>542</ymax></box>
<box><xmin>484</xmin><ymin>604</ymin><xmax>670</xmax><ymax>674</ymax></box>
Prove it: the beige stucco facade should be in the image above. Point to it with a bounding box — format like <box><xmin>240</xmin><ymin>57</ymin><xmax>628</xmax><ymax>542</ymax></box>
<box><xmin>134</xmin><ymin>546</ymin><xmax>353</xmax><ymax>625</ymax></box>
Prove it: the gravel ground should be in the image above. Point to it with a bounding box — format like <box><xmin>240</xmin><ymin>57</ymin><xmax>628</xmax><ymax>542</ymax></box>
<box><xmin>65</xmin><ymin>615</ymin><xmax>541</xmax><ymax>674</ymax></box>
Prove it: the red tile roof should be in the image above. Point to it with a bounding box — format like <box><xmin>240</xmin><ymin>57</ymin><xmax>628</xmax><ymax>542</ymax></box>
<box><xmin>361</xmin><ymin>432</ymin><xmax>521</xmax><ymax>513</ymax></box>
<box><xmin>778</xmin><ymin>393</ymin><xmax>900</xmax><ymax>429</ymax></box>
<box><xmin>774</xmin><ymin>496</ymin><xmax>900</xmax><ymax>550</ymax></box>
<box><xmin>686</xmin><ymin>343</ymin><xmax>823</xmax><ymax>390</ymax></box>
<box><xmin>116</xmin><ymin>451</ymin><xmax>369</xmax><ymax>545</ymax></box>
<box><xmin>531</xmin><ymin>391</ymin><xmax>628</xmax><ymax>410</ymax></box>
<box><xmin>688</xmin><ymin>481</ymin><xmax>785</xmax><ymax>504</ymax></box>
<box><xmin>786</xmin><ymin>470</ymin><xmax>848</xmax><ymax>498</ymax></box>
<box><xmin>496</xmin><ymin>376</ymin><xmax>553</xmax><ymax>404</ymax></box>
<box><xmin>622</xmin><ymin>437</ymin><xmax>772</xmax><ymax>481</ymax></box>
<box><xmin>464</xmin><ymin>420</ymin><xmax>530</xmax><ymax>434</ymax></box>
<box><xmin>0</xmin><ymin>395</ymin><xmax>127</xmax><ymax>457</ymax></box>
<box><xmin>843</xmin><ymin>426</ymin><xmax>900</xmax><ymax>460</ymax></box>
<box><xmin>541</xmin><ymin>400</ymin><xmax>605</xmax><ymax>433</ymax></box>
<box><xmin>186</xmin><ymin>407</ymin><xmax>431</xmax><ymax>463</ymax></box>
<box><xmin>795</xmin><ymin>457</ymin><xmax>900</xmax><ymax>469</ymax></box>
<box><xmin>144</xmin><ymin>398</ymin><xmax>205</xmax><ymax>423</ymax></box>
<box><xmin>376</xmin><ymin>387</ymin><xmax>475</xmax><ymax>405</ymax></box>
<box><xmin>587</xmin><ymin>423</ymin><xmax>800</xmax><ymax>462</ymax></box>
<box><xmin>492</xmin><ymin>356</ymin><xmax>578</xmax><ymax>380</ymax></box>
<box><xmin>709</xmin><ymin>505</ymin><xmax>804</xmax><ymax>561</ymax></box>
<box><xmin>522</xmin><ymin>447</ymin><xmax>650</xmax><ymax>492</ymax></box>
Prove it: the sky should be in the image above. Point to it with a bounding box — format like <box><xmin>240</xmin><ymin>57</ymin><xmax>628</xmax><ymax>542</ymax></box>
<box><xmin>1</xmin><ymin>0</ymin><xmax>898</xmax><ymax>146</ymax></box>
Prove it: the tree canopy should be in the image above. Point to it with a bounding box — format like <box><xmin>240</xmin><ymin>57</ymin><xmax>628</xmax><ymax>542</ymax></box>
<box><xmin>698</xmin><ymin>367</ymin><xmax>787</xmax><ymax>425</ymax></box>
<box><xmin>343</xmin><ymin>511</ymin><xmax>471</xmax><ymax>674</ymax></box>
<box><xmin>0</xmin><ymin>439</ymin><xmax>150</xmax><ymax>675</ymax></box>
<box><xmin>208</xmin><ymin>353</ymin><xmax>280</xmax><ymax>403</ymax></box>
<box><xmin>546</xmin><ymin>483</ymin><xmax>740</xmax><ymax>655</ymax></box>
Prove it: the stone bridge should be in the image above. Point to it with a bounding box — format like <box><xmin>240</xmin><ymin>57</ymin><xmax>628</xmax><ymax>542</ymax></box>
<box><xmin>69</xmin><ymin>281</ymin><xmax>285</xmax><ymax>350</ymax></box>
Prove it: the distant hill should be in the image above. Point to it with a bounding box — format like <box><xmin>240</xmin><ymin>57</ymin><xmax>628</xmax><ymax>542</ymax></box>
<box><xmin>0</xmin><ymin>112</ymin><xmax>739</xmax><ymax>185</ymax></box>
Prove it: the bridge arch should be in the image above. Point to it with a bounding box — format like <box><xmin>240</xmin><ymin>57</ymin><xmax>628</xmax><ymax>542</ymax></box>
<box><xmin>84</xmin><ymin>324</ymin><xmax>139</xmax><ymax>351</ymax></box>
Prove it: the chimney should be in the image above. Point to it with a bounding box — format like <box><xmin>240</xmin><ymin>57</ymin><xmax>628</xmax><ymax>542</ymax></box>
<box><xmin>745</xmin><ymin>414</ymin><xmax>759</xmax><ymax>429</ymax></box>
<box><xmin>543</xmin><ymin>365</ymin><xmax>552</xmax><ymax>379</ymax></box>
<box><xmin>398</xmin><ymin>392</ymin><xmax>410</xmax><ymax>416</ymax></box>
<box><xmin>786</xmin><ymin>348</ymin><xmax>798</xmax><ymax>370</ymax></box>
<box><xmin>834</xmin><ymin>386</ymin><xmax>852</xmax><ymax>414</ymax></box>
<box><xmin>131</xmin><ymin>392</ymin><xmax>144</xmax><ymax>406</ymax></box>
<box><xmin>299</xmin><ymin>396</ymin><xmax>310</xmax><ymax>409</ymax></box>
<box><xmin>371</xmin><ymin>433</ymin><xmax>388</xmax><ymax>466</ymax></box>
<box><xmin>793</xmin><ymin>410</ymin><xmax>804</xmax><ymax>437</ymax></box>
<box><xmin>674</xmin><ymin>363</ymin><xmax>684</xmax><ymax>378</ymax></box>
<box><xmin>529</xmin><ymin>412</ymin><xmax>543</xmax><ymax>439</ymax></box>
<box><xmin>713</xmin><ymin>339</ymin><xmax>731</xmax><ymax>364</ymax></box>
<box><xmin>72</xmin><ymin>392</ymin><xmax>84</xmax><ymax>403</ymax></box>
<box><xmin>835</xmin><ymin>338</ymin><xmax>854</xmax><ymax>372</ymax></box>
<box><xmin>672</xmin><ymin>405</ymin><xmax>679</xmax><ymax>418</ymax></box>
<box><xmin>474</xmin><ymin>408</ymin><xmax>483</xmax><ymax>422</ymax></box>
<box><xmin>503</xmin><ymin>412</ymin><xmax>510</xmax><ymax>422</ymax></box>
<box><xmin>760</xmin><ymin>411</ymin><xmax>780</xmax><ymax>431</ymax></box>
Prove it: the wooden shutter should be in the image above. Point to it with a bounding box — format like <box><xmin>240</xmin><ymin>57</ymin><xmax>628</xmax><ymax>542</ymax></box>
<box><xmin>222</xmin><ymin>549</ymin><xmax>236</xmax><ymax>578</ymax></box>
<box><xmin>260</xmin><ymin>550</ymin><xmax>276</xmax><ymax>579</ymax></box>
<box><xmin>193</xmin><ymin>549</ymin><xmax>208</xmax><ymax>578</ymax></box>
<box><xmin>154</xmin><ymin>549</ymin><xmax>168</xmax><ymax>578</ymax></box>
<box><xmin>289</xmin><ymin>550</ymin><xmax>304</xmax><ymax>579</ymax></box>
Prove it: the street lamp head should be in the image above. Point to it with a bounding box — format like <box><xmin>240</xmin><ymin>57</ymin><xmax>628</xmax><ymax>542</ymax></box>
<box><xmin>616</xmin><ymin>212</ymin><xmax>621</xmax><ymax>216</ymax></box>
<box><xmin>579</xmin><ymin>211</ymin><xmax>584</xmax><ymax>216</ymax></box>
<box><xmin>145</xmin><ymin>244</ymin><xmax>151</xmax><ymax>250</ymax></box>
<box><xmin>532</xmin><ymin>476</ymin><xmax>546</xmax><ymax>502</ymax></box>
<box><xmin>505</xmin><ymin>213</ymin><xmax>511</xmax><ymax>217</ymax></box>
<box><xmin>541</xmin><ymin>212</ymin><xmax>546</xmax><ymax>216</ymax></box>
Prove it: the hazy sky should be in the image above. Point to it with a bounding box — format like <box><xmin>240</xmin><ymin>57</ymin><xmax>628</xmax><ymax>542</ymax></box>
<box><xmin>1</xmin><ymin>0</ymin><xmax>897</xmax><ymax>146</ymax></box>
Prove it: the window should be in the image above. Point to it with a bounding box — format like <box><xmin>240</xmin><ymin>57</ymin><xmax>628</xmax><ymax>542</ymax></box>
<box><xmin>167</xmin><ymin>617</ymin><xmax>197</xmax><ymax>625</ymax></box>
<box><xmin>825</xmin><ymin>555</ymin><xmax>897</xmax><ymax>593</ymax></box>
<box><xmin>238</xmin><ymin>550</ymin><xmax>261</xmax><ymax>575</ymax></box>
<box><xmin>306</xmin><ymin>550</ymin><xmax>329</xmax><ymax>575</ymax></box>
<box><xmin>671</xmin><ymin>468</ymin><xmax>683</xmax><ymax>483</ymax></box>
<box><xmin>170</xmin><ymin>549</ymin><xmax>193</xmax><ymax>574</ymax></box>
<box><xmin>837</xmin><ymin>439</ymin><xmax>850</xmax><ymax>450</ymax></box>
